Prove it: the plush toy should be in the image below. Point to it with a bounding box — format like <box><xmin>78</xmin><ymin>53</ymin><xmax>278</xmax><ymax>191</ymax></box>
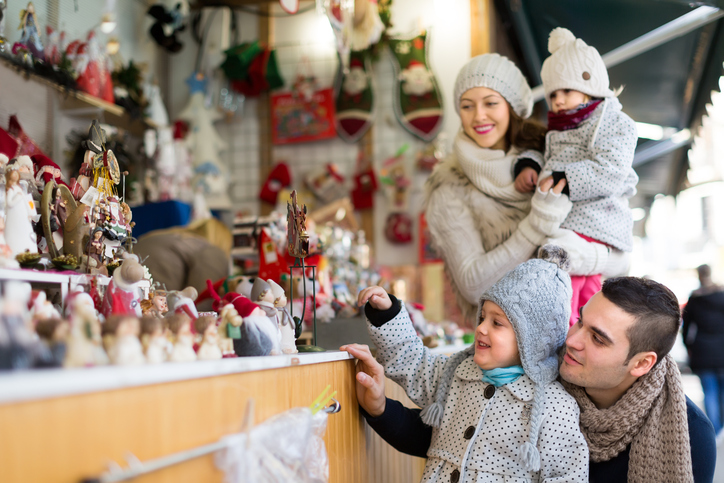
<box><xmin>167</xmin><ymin>313</ymin><xmax>196</xmax><ymax>362</ymax></box>
<box><xmin>269</xmin><ymin>279</ymin><xmax>298</xmax><ymax>354</ymax></box>
<box><xmin>147</xmin><ymin>1</ymin><xmax>188</xmax><ymax>53</ymax></box>
<box><xmin>235</xmin><ymin>297</ymin><xmax>281</xmax><ymax>357</ymax></box>
<box><xmin>166</xmin><ymin>286</ymin><xmax>199</xmax><ymax>321</ymax></box>
<box><xmin>194</xmin><ymin>315</ymin><xmax>222</xmax><ymax>360</ymax></box>
<box><xmin>100</xmin><ymin>258</ymin><xmax>144</xmax><ymax>319</ymax></box>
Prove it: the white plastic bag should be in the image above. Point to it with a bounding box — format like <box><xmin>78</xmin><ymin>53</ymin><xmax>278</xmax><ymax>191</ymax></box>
<box><xmin>216</xmin><ymin>407</ymin><xmax>329</xmax><ymax>483</ymax></box>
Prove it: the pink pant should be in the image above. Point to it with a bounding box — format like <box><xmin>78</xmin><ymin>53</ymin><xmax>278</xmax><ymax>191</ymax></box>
<box><xmin>569</xmin><ymin>274</ymin><xmax>601</xmax><ymax>326</ymax></box>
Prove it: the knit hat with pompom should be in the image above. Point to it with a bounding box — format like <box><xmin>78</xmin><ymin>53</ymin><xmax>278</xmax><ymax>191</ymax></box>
<box><xmin>420</xmin><ymin>244</ymin><xmax>572</xmax><ymax>472</ymax></box>
<box><xmin>454</xmin><ymin>53</ymin><xmax>533</xmax><ymax>118</ymax></box>
<box><xmin>540</xmin><ymin>27</ymin><xmax>617</xmax><ymax>106</ymax></box>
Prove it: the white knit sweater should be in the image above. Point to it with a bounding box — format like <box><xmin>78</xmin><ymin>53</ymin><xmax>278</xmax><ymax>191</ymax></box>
<box><xmin>424</xmin><ymin>130</ymin><xmax>628</xmax><ymax>320</ymax></box>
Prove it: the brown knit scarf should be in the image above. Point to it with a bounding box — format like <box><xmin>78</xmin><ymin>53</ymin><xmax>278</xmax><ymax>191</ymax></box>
<box><xmin>562</xmin><ymin>355</ymin><xmax>693</xmax><ymax>483</ymax></box>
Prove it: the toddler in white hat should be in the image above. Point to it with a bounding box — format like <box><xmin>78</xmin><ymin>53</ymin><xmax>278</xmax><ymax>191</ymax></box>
<box><xmin>513</xmin><ymin>27</ymin><xmax>638</xmax><ymax>325</ymax></box>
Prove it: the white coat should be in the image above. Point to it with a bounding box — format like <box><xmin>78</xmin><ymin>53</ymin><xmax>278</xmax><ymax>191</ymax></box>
<box><xmin>538</xmin><ymin>97</ymin><xmax>638</xmax><ymax>252</ymax></box>
<box><xmin>369</xmin><ymin>304</ymin><xmax>589</xmax><ymax>482</ymax></box>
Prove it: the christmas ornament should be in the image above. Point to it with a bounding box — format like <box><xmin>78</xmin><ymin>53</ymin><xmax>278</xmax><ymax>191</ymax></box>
<box><xmin>350</xmin><ymin>149</ymin><xmax>377</xmax><ymax>210</ymax></box>
<box><xmin>335</xmin><ymin>50</ymin><xmax>374</xmax><ymax>143</ymax></box>
<box><xmin>258</xmin><ymin>228</ymin><xmax>286</xmax><ymax>283</ymax></box>
<box><xmin>389</xmin><ymin>32</ymin><xmax>444</xmax><ymax>141</ymax></box>
<box><xmin>147</xmin><ymin>1</ymin><xmax>188</xmax><ymax>53</ymax></box>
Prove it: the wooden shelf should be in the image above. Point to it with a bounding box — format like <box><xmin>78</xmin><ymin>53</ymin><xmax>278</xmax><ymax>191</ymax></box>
<box><xmin>0</xmin><ymin>56</ymin><xmax>154</xmax><ymax>137</ymax></box>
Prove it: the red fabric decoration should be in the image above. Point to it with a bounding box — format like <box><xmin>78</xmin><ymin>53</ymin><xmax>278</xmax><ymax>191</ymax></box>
<box><xmin>100</xmin><ymin>279</ymin><xmax>142</xmax><ymax>318</ymax></box>
<box><xmin>0</xmin><ymin>125</ymin><xmax>19</xmax><ymax>158</ymax></box>
<box><xmin>259</xmin><ymin>162</ymin><xmax>291</xmax><ymax>204</ymax></box>
<box><xmin>257</xmin><ymin>228</ymin><xmax>286</xmax><ymax>283</ymax></box>
<box><xmin>205</xmin><ymin>279</ymin><xmax>260</xmax><ymax>317</ymax></box>
<box><xmin>8</xmin><ymin>115</ymin><xmax>47</xmax><ymax>158</ymax></box>
<box><xmin>384</xmin><ymin>212</ymin><xmax>413</xmax><ymax>244</ymax></box>
<box><xmin>173</xmin><ymin>120</ymin><xmax>189</xmax><ymax>139</ymax></box>
<box><xmin>351</xmin><ymin>169</ymin><xmax>378</xmax><ymax>210</ymax></box>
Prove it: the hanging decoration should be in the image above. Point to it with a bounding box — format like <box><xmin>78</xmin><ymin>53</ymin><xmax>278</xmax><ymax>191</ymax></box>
<box><xmin>350</xmin><ymin>0</ymin><xmax>385</xmax><ymax>51</ymax></box>
<box><xmin>146</xmin><ymin>1</ymin><xmax>189</xmax><ymax>53</ymax></box>
<box><xmin>334</xmin><ymin>50</ymin><xmax>374</xmax><ymax>143</ymax></box>
<box><xmin>379</xmin><ymin>145</ymin><xmax>413</xmax><ymax>244</ymax></box>
<box><xmin>259</xmin><ymin>162</ymin><xmax>291</xmax><ymax>205</ymax></box>
<box><xmin>350</xmin><ymin>149</ymin><xmax>377</xmax><ymax>210</ymax></box>
<box><xmin>271</xmin><ymin>76</ymin><xmax>336</xmax><ymax>145</ymax></box>
<box><xmin>389</xmin><ymin>31</ymin><xmax>444</xmax><ymax>141</ymax></box>
<box><xmin>177</xmin><ymin>72</ymin><xmax>231</xmax><ymax>210</ymax></box>
<box><xmin>221</xmin><ymin>41</ymin><xmax>284</xmax><ymax>98</ymax></box>
<box><xmin>317</xmin><ymin>0</ymin><xmax>355</xmax><ymax>73</ymax></box>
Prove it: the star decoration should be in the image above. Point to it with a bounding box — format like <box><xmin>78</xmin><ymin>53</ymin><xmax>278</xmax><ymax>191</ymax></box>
<box><xmin>185</xmin><ymin>71</ymin><xmax>207</xmax><ymax>94</ymax></box>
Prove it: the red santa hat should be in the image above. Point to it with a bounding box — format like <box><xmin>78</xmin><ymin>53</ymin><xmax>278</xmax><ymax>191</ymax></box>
<box><xmin>32</xmin><ymin>154</ymin><xmax>69</xmax><ymax>188</ymax></box>
<box><xmin>350</xmin><ymin>57</ymin><xmax>364</xmax><ymax>69</ymax></box>
<box><xmin>407</xmin><ymin>59</ymin><xmax>424</xmax><ymax>69</ymax></box>
<box><xmin>205</xmin><ymin>279</ymin><xmax>259</xmax><ymax>318</ymax></box>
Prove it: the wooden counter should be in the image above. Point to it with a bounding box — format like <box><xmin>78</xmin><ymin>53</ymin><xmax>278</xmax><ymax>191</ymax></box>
<box><xmin>0</xmin><ymin>352</ymin><xmax>367</xmax><ymax>483</ymax></box>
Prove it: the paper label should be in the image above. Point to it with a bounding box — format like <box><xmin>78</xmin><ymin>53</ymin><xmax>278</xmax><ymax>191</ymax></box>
<box><xmin>80</xmin><ymin>186</ymin><xmax>100</xmax><ymax>207</ymax></box>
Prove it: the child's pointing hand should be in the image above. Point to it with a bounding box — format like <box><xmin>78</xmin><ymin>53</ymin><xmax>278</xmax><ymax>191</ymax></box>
<box><xmin>357</xmin><ymin>286</ymin><xmax>393</xmax><ymax>311</ymax></box>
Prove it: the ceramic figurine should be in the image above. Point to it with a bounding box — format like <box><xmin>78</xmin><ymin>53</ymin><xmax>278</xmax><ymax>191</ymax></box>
<box><xmin>18</xmin><ymin>2</ymin><xmax>44</xmax><ymax>60</ymax></box>
<box><xmin>194</xmin><ymin>315</ymin><xmax>222</xmax><ymax>360</ymax></box>
<box><xmin>217</xmin><ymin>303</ymin><xmax>241</xmax><ymax>357</ymax></box>
<box><xmin>104</xmin><ymin>315</ymin><xmax>145</xmax><ymax>366</ymax></box>
<box><xmin>35</xmin><ymin>317</ymin><xmax>69</xmax><ymax>367</ymax></box>
<box><xmin>140</xmin><ymin>316</ymin><xmax>167</xmax><ymax>363</ymax></box>
<box><xmin>167</xmin><ymin>313</ymin><xmax>196</xmax><ymax>362</ymax></box>
<box><xmin>29</xmin><ymin>290</ymin><xmax>61</xmax><ymax>323</ymax></box>
<box><xmin>5</xmin><ymin>164</ymin><xmax>38</xmax><ymax>256</ymax></box>
<box><xmin>250</xmin><ymin>278</ymin><xmax>278</xmax><ymax>318</ymax></box>
<box><xmin>100</xmin><ymin>257</ymin><xmax>144</xmax><ymax>319</ymax></box>
<box><xmin>87</xmin><ymin>227</ymin><xmax>106</xmax><ymax>269</ymax></box>
<box><xmin>64</xmin><ymin>291</ymin><xmax>108</xmax><ymax>367</ymax></box>
<box><xmin>0</xmin><ymin>282</ymin><xmax>45</xmax><ymax>370</ymax></box>
<box><xmin>268</xmin><ymin>279</ymin><xmax>297</xmax><ymax>354</ymax></box>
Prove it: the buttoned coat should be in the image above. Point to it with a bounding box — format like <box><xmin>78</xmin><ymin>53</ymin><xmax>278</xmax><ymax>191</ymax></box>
<box><xmin>531</xmin><ymin>97</ymin><xmax>638</xmax><ymax>252</ymax></box>
<box><xmin>369</xmin><ymin>304</ymin><xmax>588</xmax><ymax>482</ymax></box>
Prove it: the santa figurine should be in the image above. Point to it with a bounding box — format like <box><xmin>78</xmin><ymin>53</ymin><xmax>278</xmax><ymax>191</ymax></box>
<box><xmin>217</xmin><ymin>303</ymin><xmax>241</xmax><ymax>357</ymax></box>
<box><xmin>342</xmin><ymin>57</ymin><xmax>369</xmax><ymax>97</ymax></box>
<box><xmin>194</xmin><ymin>315</ymin><xmax>222</xmax><ymax>360</ymax></box>
<box><xmin>140</xmin><ymin>315</ymin><xmax>167</xmax><ymax>364</ymax></box>
<box><xmin>31</xmin><ymin>153</ymin><xmax>68</xmax><ymax>190</ymax></box>
<box><xmin>100</xmin><ymin>258</ymin><xmax>144</xmax><ymax>319</ymax></box>
<box><xmin>167</xmin><ymin>313</ymin><xmax>196</xmax><ymax>362</ymax></box>
<box><xmin>268</xmin><ymin>279</ymin><xmax>297</xmax><ymax>354</ymax></box>
<box><xmin>105</xmin><ymin>315</ymin><xmax>145</xmax><ymax>366</ymax></box>
<box><xmin>399</xmin><ymin>59</ymin><xmax>434</xmax><ymax>97</ymax></box>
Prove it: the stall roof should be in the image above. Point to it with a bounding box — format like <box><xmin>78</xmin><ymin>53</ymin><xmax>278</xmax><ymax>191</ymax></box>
<box><xmin>494</xmin><ymin>0</ymin><xmax>724</xmax><ymax>207</ymax></box>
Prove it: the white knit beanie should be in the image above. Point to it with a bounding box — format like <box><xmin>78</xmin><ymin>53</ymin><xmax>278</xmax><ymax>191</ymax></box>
<box><xmin>454</xmin><ymin>53</ymin><xmax>533</xmax><ymax>118</ymax></box>
<box><xmin>540</xmin><ymin>27</ymin><xmax>615</xmax><ymax>105</ymax></box>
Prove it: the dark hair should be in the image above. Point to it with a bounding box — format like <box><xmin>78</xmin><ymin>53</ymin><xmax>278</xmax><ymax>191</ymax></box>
<box><xmin>697</xmin><ymin>264</ymin><xmax>711</xmax><ymax>279</ymax></box>
<box><xmin>507</xmin><ymin>107</ymin><xmax>547</xmax><ymax>152</ymax></box>
<box><xmin>601</xmin><ymin>277</ymin><xmax>680</xmax><ymax>368</ymax></box>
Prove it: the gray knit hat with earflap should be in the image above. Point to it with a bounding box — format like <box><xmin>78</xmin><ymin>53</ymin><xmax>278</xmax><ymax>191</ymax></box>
<box><xmin>420</xmin><ymin>245</ymin><xmax>572</xmax><ymax>472</ymax></box>
<box><xmin>453</xmin><ymin>53</ymin><xmax>534</xmax><ymax>118</ymax></box>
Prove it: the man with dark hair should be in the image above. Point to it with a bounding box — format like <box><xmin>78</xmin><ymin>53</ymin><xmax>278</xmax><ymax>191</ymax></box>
<box><xmin>344</xmin><ymin>276</ymin><xmax>717</xmax><ymax>482</ymax></box>
<box><xmin>683</xmin><ymin>264</ymin><xmax>724</xmax><ymax>435</ymax></box>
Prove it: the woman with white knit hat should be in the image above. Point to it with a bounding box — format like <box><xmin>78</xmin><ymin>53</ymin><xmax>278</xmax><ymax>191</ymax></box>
<box><xmin>424</xmin><ymin>52</ymin><xmax>628</xmax><ymax>321</ymax></box>
<box><xmin>513</xmin><ymin>28</ymin><xmax>638</xmax><ymax>325</ymax></box>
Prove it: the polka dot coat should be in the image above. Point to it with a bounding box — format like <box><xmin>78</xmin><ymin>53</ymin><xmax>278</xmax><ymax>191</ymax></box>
<box><xmin>541</xmin><ymin>97</ymin><xmax>638</xmax><ymax>252</ymax></box>
<box><xmin>369</xmin><ymin>304</ymin><xmax>589</xmax><ymax>482</ymax></box>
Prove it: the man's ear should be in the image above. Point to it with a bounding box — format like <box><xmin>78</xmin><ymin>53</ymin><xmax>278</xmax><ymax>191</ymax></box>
<box><xmin>629</xmin><ymin>352</ymin><xmax>657</xmax><ymax>378</ymax></box>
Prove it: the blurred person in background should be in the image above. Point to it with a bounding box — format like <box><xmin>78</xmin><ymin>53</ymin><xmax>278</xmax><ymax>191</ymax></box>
<box><xmin>683</xmin><ymin>263</ymin><xmax>724</xmax><ymax>434</ymax></box>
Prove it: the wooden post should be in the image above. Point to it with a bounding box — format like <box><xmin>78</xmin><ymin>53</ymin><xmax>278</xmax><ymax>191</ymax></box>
<box><xmin>259</xmin><ymin>4</ymin><xmax>275</xmax><ymax>215</ymax></box>
<box><xmin>358</xmin><ymin>129</ymin><xmax>375</xmax><ymax>252</ymax></box>
<box><xmin>470</xmin><ymin>0</ymin><xmax>495</xmax><ymax>56</ymax></box>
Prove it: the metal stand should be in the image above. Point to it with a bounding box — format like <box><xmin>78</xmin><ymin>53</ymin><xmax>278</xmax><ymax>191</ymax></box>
<box><xmin>289</xmin><ymin>257</ymin><xmax>324</xmax><ymax>352</ymax></box>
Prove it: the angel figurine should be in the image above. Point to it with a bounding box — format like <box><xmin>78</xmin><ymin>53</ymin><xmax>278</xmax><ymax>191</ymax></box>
<box><xmin>286</xmin><ymin>190</ymin><xmax>309</xmax><ymax>258</ymax></box>
<box><xmin>5</xmin><ymin>164</ymin><xmax>38</xmax><ymax>256</ymax></box>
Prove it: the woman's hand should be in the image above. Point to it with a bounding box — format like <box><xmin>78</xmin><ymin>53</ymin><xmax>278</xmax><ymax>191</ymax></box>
<box><xmin>358</xmin><ymin>286</ymin><xmax>392</xmax><ymax>311</ymax></box>
<box><xmin>517</xmin><ymin>177</ymin><xmax>572</xmax><ymax>244</ymax></box>
<box><xmin>340</xmin><ymin>343</ymin><xmax>386</xmax><ymax>417</ymax></box>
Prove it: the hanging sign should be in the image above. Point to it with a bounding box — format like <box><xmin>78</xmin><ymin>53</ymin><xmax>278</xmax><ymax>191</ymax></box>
<box><xmin>270</xmin><ymin>88</ymin><xmax>337</xmax><ymax>145</ymax></box>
